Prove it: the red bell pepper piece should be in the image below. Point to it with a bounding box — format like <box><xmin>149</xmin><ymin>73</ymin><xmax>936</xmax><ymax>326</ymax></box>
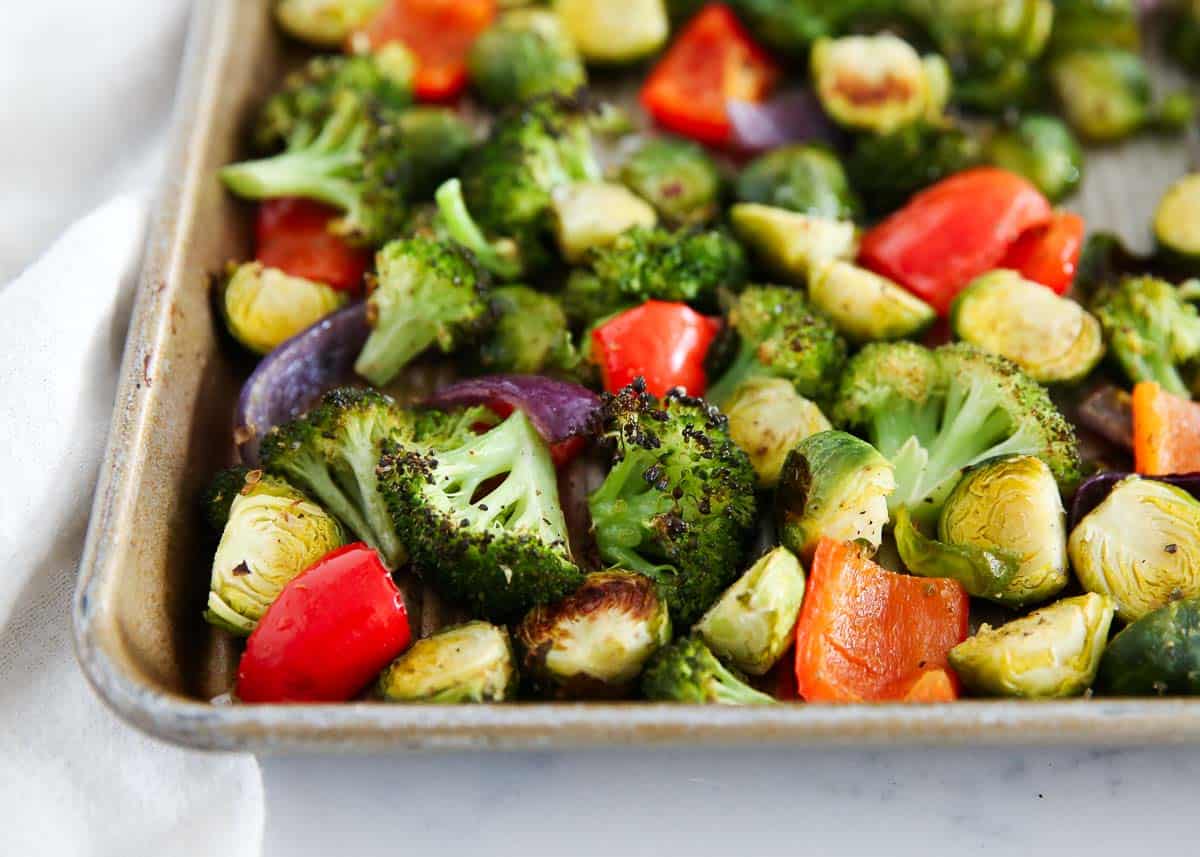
<box><xmin>1132</xmin><ymin>381</ymin><xmax>1200</xmax><ymax>476</ymax></box>
<box><xmin>237</xmin><ymin>543</ymin><xmax>412</xmax><ymax>703</ymax></box>
<box><xmin>999</xmin><ymin>210</ymin><xmax>1086</xmax><ymax>295</ymax></box>
<box><xmin>254</xmin><ymin>199</ymin><xmax>371</xmax><ymax>293</ymax></box>
<box><xmin>591</xmin><ymin>301</ymin><xmax>721</xmax><ymax>398</ymax></box>
<box><xmin>353</xmin><ymin>0</ymin><xmax>495</xmax><ymax>101</ymax></box>
<box><xmin>859</xmin><ymin>167</ymin><xmax>1053</xmax><ymax>316</ymax></box>
<box><xmin>641</xmin><ymin>4</ymin><xmax>779</xmax><ymax>147</ymax></box>
<box><xmin>794</xmin><ymin>538</ymin><xmax>969</xmax><ymax>703</ymax></box>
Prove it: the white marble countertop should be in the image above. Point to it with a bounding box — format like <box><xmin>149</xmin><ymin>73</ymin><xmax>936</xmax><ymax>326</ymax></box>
<box><xmin>261</xmin><ymin>746</ymin><xmax>1200</xmax><ymax>854</ymax></box>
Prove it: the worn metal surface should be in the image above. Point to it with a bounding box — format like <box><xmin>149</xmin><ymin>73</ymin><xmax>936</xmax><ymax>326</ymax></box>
<box><xmin>73</xmin><ymin>0</ymin><xmax>1200</xmax><ymax>752</ymax></box>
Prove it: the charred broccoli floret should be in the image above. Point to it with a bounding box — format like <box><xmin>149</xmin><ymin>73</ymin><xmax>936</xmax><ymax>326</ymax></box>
<box><xmin>468</xmin><ymin>9</ymin><xmax>586</xmax><ymax>107</ymax></box>
<box><xmin>202</xmin><ymin>466</ymin><xmax>252</xmax><ymax>533</ymax></box>
<box><xmin>259</xmin><ymin>387</ymin><xmax>422</xmax><ymax>568</ymax></box>
<box><xmin>705</xmin><ymin>286</ymin><xmax>847</xmax><ymax>407</ymax></box>
<box><xmin>588</xmin><ymin>382</ymin><xmax>758</xmax><ymax>625</ymax></box>
<box><xmin>641</xmin><ymin>636</ymin><xmax>776</xmax><ymax>704</ymax></box>
<box><xmin>475</xmin><ymin>285</ymin><xmax>578</xmax><ymax>375</ymax></box>
<box><xmin>619</xmin><ymin>136</ymin><xmax>723</xmax><ymax>226</ymax></box>
<box><xmin>847</xmin><ymin>122</ymin><xmax>982</xmax><ymax>215</ymax></box>
<box><xmin>355</xmin><ymin>237</ymin><xmax>493</xmax><ymax>386</ymax></box>
<box><xmin>380</xmin><ymin>408</ymin><xmax>585</xmax><ymax>619</ymax></box>
<box><xmin>832</xmin><ymin>342</ymin><xmax>1080</xmax><ymax>525</ymax></box>
<box><xmin>1092</xmin><ymin>276</ymin><xmax>1200</xmax><ymax>397</ymax></box>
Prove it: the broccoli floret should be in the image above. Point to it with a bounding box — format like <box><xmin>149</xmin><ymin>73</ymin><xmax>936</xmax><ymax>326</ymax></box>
<box><xmin>433</xmin><ymin>178</ymin><xmax>525</xmax><ymax>281</ymax></box>
<box><xmin>642</xmin><ymin>636</ymin><xmax>776</xmax><ymax>704</ymax></box>
<box><xmin>475</xmin><ymin>285</ymin><xmax>578</xmax><ymax>375</ymax></box>
<box><xmin>379</xmin><ymin>409</ymin><xmax>585</xmax><ymax>619</ymax></box>
<box><xmin>704</xmin><ymin>286</ymin><xmax>847</xmax><ymax>407</ymax></box>
<box><xmin>588</xmin><ymin>382</ymin><xmax>758</xmax><ymax>625</ymax></box>
<box><xmin>589</xmin><ymin>227</ymin><xmax>747</xmax><ymax>307</ymax></box>
<box><xmin>833</xmin><ymin>342</ymin><xmax>1080</xmax><ymax>524</ymax></box>
<box><xmin>259</xmin><ymin>387</ymin><xmax>421</xmax><ymax>568</ymax></box>
<box><xmin>1092</xmin><ymin>276</ymin><xmax>1200</xmax><ymax>398</ymax></box>
<box><xmin>618</xmin><ymin>136</ymin><xmax>723</xmax><ymax>226</ymax></box>
<box><xmin>848</xmin><ymin>122</ymin><xmax>982</xmax><ymax>215</ymax></box>
<box><xmin>390</xmin><ymin>107</ymin><xmax>477</xmax><ymax>200</ymax></box>
<box><xmin>468</xmin><ymin>9</ymin><xmax>586</xmax><ymax>107</ymax></box>
<box><xmin>354</xmin><ymin>237</ymin><xmax>494</xmax><ymax>386</ymax></box>
<box><xmin>252</xmin><ymin>46</ymin><xmax>414</xmax><ymax>153</ymax></box>
<box><xmin>202</xmin><ymin>466</ymin><xmax>252</xmax><ymax>533</ymax></box>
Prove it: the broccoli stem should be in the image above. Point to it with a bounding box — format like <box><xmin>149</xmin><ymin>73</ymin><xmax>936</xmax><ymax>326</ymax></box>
<box><xmin>334</xmin><ymin>428</ymin><xmax>406</xmax><ymax>568</ymax></box>
<box><xmin>434</xmin><ymin>179</ymin><xmax>523</xmax><ymax>280</ymax></box>
<box><xmin>354</xmin><ymin>312</ymin><xmax>441</xmax><ymax>387</ymax></box>
<box><xmin>587</xmin><ymin>448</ymin><xmax>678</xmax><ymax>580</ymax></box>
<box><xmin>707</xmin><ymin>661</ymin><xmax>777</xmax><ymax>705</ymax></box>
<box><xmin>703</xmin><ymin>339</ymin><xmax>761</xmax><ymax>407</ymax></box>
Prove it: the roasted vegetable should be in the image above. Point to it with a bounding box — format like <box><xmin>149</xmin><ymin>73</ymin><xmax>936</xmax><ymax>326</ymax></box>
<box><xmin>589</xmin><ymin>301</ymin><xmax>721</xmax><ymax>397</ymax></box>
<box><xmin>1092</xmin><ymin>276</ymin><xmax>1200</xmax><ymax>397</ymax></box>
<box><xmin>1153</xmin><ymin>173</ymin><xmax>1200</xmax><ymax>275</ymax></box>
<box><xmin>554</xmin><ymin>0</ymin><xmax>669</xmax><ymax>64</ymax></box>
<box><xmin>723</xmin><ymin>377</ymin><xmax>832</xmax><ymax>488</ymax></box>
<box><xmin>777</xmin><ymin>431</ymin><xmax>896</xmax><ymax>561</ymax></box>
<box><xmin>948</xmin><ymin>593</ymin><xmax>1116</xmax><ymax>698</ymax></box>
<box><xmin>735</xmin><ymin>144</ymin><xmax>859</xmax><ymax>221</ymax></box>
<box><xmin>468</xmin><ymin>9</ymin><xmax>586</xmax><ymax>107</ymax></box>
<box><xmin>619</xmin><ymin>136</ymin><xmax>723</xmax><ymax>226</ymax></box>
<box><xmin>1069</xmin><ymin>475</ymin><xmax>1200</xmax><ymax>622</ymax></box>
<box><xmin>694</xmin><ymin>547</ymin><xmax>806</xmax><ymax>676</ymax></box>
<box><xmin>475</xmin><ymin>286</ymin><xmax>576</xmax><ymax>375</ymax></box>
<box><xmin>985</xmin><ymin>116</ymin><xmax>1083</xmax><ymax>203</ymax></box>
<box><xmin>1132</xmin><ymin>382</ymin><xmax>1200</xmax><ymax>477</ymax></box>
<box><xmin>516</xmin><ymin>571</ymin><xmax>671</xmax><ymax>698</ymax></box>
<box><xmin>275</xmin><ymin>0</ymin><xmax>387</xmax><ymax>48</ymax></box>
<box><xmin>219</xmin><ymin>262</ymin><xmax>347</xmax><ymax>356</ymax></box>
<box><xmin>731</xmin><ymin>204</ymin><xmax>858</xmax><ymax>283</ymax></box>
<box><xmin>1166</xmin><ymin>0</ymin><xmax>1200</xmax><ymax>76</ymax></box>
<box><xmin>1098</xmin><ymin>595</ymin><xmax>1200</xmax><ymax>696</ymax></box>
<box><xmin>808</xmin><ymin>261</ymin><xmax>936</xmax><ymax>344</ymax></box>
<box><xmin>551</xmin><ymin>182</ymin><xmax>658</xmax><ymax>264</ymax></box>
<box><xmin>951</xmin><ymin>269</ymin><xmax>1104</xmax><ymax>384</ymax></box>
<box><xmin>846</xmin><ymin>122</ymin><xmax>982</xmax><ymax>217</ymax></box>
<box><xmin>641</xmin><ymin>636</ymin><xmax>776</xmax><ymax>704</ymax></box>
<box><xmin>588</xmin><ymin>383</ymin><xmax>758</xmax><ymax>625</ymax></box>
<box><xmin>894</xmin><ymin>505</ymin><xmax>1022</xmax><ymax>602</ymax></box>
<box><xmin>205</xmin><ymin>473</ymin><xmax>344</xmax><ymax>635</ymax></box>
<box><xmin>705</xmin><ymin>285</ymin><xmax>848</xmax><ymax>406</ymax></box>
<box><xmin>1048</xmin><ymin>0</ymin><xmax>1139</xmax><ymax>54</ymax></box>
<box><xmin>377</xmin><ymin>621</ymin><xmax>518</xmax><ymax>703</ymax></box>
<box><xmin>203</xmin><ymin>466</ymin><xmax>252</xmax><ymax>533</ymax></box>
<box><xmin>810</xmin><ymin>34</ymin><xmax>936</xmax><ymax>134</ymax></box>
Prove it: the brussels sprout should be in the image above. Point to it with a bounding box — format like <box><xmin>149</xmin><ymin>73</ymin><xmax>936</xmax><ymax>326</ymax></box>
<box><xmin>956</xmin><ymin>58</ymin><xmax>1041</xmax><ymax>114</ymax></box>
<box><xmin>1048</xmin><ymin>0</ymin><xmax>1140</xmax><ymax>55</ymax></box>
<box><xmin>1097</xmin><ymin>595</ymin><xmax>1200</xmax><ymax>696</ymax></box>
<box><xmin>377</xmin><ymin>621</ymin><xmax>518</xmax><ymax>703</ymax></box>
<box><xmin>921</xmin><ymin>54</ymin><xmax>953</xmax><ymax>121</ymax></box>
<box><xmin>1153</xmin><ymin>173</ymin><xmax>1200</xmax><ymax>275</ymax></box>
<box><xmin>734</xmin><ymin>145</ymin><xmax>860</xmax><ymax>221</ymax></box>
<box><xmin>939</xmin><ymin>455</ymin><xmax>1070</xmax><ymax>607</ymax></box>
<box><xmin>275</xmin><ymin>0</ymin><xmax>384</xmax><ymax>48</ymax></box>
<box><xmin>551</xmin><ymin>182</ymin><xmax>658</xmax><ymax>263</ymax></box>
<box><xmin>641</xmin><ymin>636</ymin><xmax>777</xmax><ymax>704</ymax></box>
<box><xmin>895</xmin><ymin>505</ymin><xmax>1021</xmax><ymax>600</ymax></box>
<box><xmin>219</xmin><ymin>262</ymin><xmax>348</xmax><ymax>356</ymax></box>
<box><xmin>948</xmin><ymin>593</ymin><xmax>1116</xmax><ymax>698</ymax></box>
<box><xmin>515</xmin><ymin>571</ymin><xmax>671</xmax><ymax>698</ymax></box>
<box><xmin>810</xmin><ymin>34</ymin><xmax>934</xmax><ymax>134</ymax></box>
<box><xmin>950</xmin><ymin>270</ymin><xmax>1104</xmax><ymax>384</ymax></box>
<box><xmin>477</xmin><ymin>286</ymin><xmax>577</xmax><ymax>375</ymax></box>
<box><xmin>468</xmin><ymin>9</ymin><xmax>586</xmax><ymax>107</ymax></box>
<box><xmin>1166</xmin><ymin>0</ymin><xmax>1200</xmax><ymax>76</ymax></box>
<box><xmin>985</xmin><ymin>116</ymin><xmax>1083</xmax><ymax>203</ymax></box>
<box><xmin>846</xmin><ymin>122</ymin><xmax>982</xmax><ymax>216</ymax></box>
<box><xmin>730</xmin><ymin>203</ymin><xmax>858</xmax><ymax>282</ymax></box>
<box><xmin>809</xmin><ymin>261</ymin><xmax>936</xmax><ymax>344</ymax></box>
<box><xmin>205</xmin><ymin>473</ymin><xmax>344</xmax><ymax>635</ymax></box>
<box><xmin>1069</xmin><ymin>476</ymin><xmax>1200</xmax><ymax>622</ymax></box>
<box><xmin>777</xmin><ymin>430</ymin><xmax>896</xmax><ymax>560</ymax></box>
<box><xmin>554</xmin><ymin>0</ymin><xmax>669</xmax><ymax>64</ymax></box>
<box><xmin>724</xmin><ymin>377</ymin><xmax>832</xmax><ymax>488</ymax></box>
<box><xmin>620</xmin><ymin>137</ymin><xmax>723</xmax><ymax>226</ymax></box>
<box><xmin>694</xmin><ymin>547</ymin><xmax>806</xmax><ymax>675</ymax></box>
<box><xmin>910</xmin><ymin>0</ymin><xmax>1054</xmax><ymax>64</ymax></box>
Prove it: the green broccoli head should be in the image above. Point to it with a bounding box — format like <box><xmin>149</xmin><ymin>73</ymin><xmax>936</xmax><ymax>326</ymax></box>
<box><xmin>259</xmin><ymin>387</ymin><xmax>418</xmax><ymax>568</ymax></box>
<box><xmin>468</xmin><ymin>9</ymin><xmax>586</xmax><ymax>107</ymax></box>
<box><xmin>476</xmin><ymin>285</ymin><xmax>578</xmax><ymax>375</ymax></box>
<box><xmin>1092</xmin><ymin>276</ymin><xmax>1200</xmax><ymax>397</ymax></box>
<box><xmin>641</xmin><ymin>636</ymin><xmax>776</xmax><ymax>704</ymax></box>
<box><xmin>833</xmin><ymin>342</ymin><xmax>1080</xmax><ymax>525</ymax></box>
<box><xmin>251</xmin><ymin>46</ymin><xmax>414</xmax><ymax>153</ymax></box>
<box><xmin>705</xmin><ymin>285</ymin><xmax>848</xmax><ymax>407</ymax></box>
<box><xmin>618</xmin><ymin>136</ymin><xmax>723</xmax><ymax>226</ymax></box>
<box><xmin>354</xmin><ymin>237</ymin><xmax>494</xmax><ymax>386</ymax></box>
<box><xmin>588</xmin><ymin>381</ymin><xmax>758</xmax><ymax>626</ymax></box>
<box><xmin>202</xmin><ymin>466</ymin><xmax>253</xmax><ymax>533</ymax></box>
<box><xmin>848</xmin><ymin>122</ymin><xmax>982</xmax><ymax>215</ymax></box>
<box><xmin>380</xmin><ymin>408</ymin><xmax>584</xmax><ymax>620</ymax></box>
<box><xmin>390</xmin><ymin>107</ymin><xmax>476</xmax><ymax>200</ymax></box>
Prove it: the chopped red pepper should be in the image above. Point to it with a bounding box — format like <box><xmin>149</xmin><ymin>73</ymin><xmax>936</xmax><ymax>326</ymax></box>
<box><xmin>1132</xmin><ymin>381</ymin><xmax>1200</xmax><ymax>476</ymax></box>
<box><xmin>591</xmin><ymin>301</ymin><xmax>721</xmax><ymax>398</ymax></box>
<box><xmin>255</xmin><ymin>199</ymin><xmax>370</xmax><ymax>293</ymax></box>
<box><xmin>237</xmin><ymin>543</ymin><xmax>412</xmax><ymax>703</ymax></box>
<box><xmin>353</xmin><ymin>0</ymin><xmax>495</xmax><ymax>101</ymax></box>
<box><xmin>999</xmin><ymin>210</ymin><xmax>1086</xmax><ymax>295</ymax></box>
<box><xmin>641</xmin><ymin>4</ymin><xmax>779</xmax><ymax>147</ymax></box>
<box><xmin>859</xmin><ymin>167</ymin><xmax>1053</xmax><ymax>316</ymax></box>
<box><xmin>794</xmin><ymin>538</ymin><xmax>969</xmax><ymax>703</ymax></box>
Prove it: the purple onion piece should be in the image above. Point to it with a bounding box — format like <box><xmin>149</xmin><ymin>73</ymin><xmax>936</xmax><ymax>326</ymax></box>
<box><xmin>726</xmin><ymin>89</ymin><xmax>841</xmax><ymax>154</ymax></box>
<box><xmin>235</xmin><ymin>301</ymin><xmax>370</xmax><ymax>466</ymax></box>
<box><xmin>1074</xmin><ymin>385</ymin><xmax>1134</xmax><ymax>451</ymax></box>
<box><xmin>1069</xmin><ymin>471</ymin><xmax>1200</xmax><ymax>530</ymax></box>
<box><xmin>423</xmin><ymin>374</ymin><xmax>602</xmax><ymax>445</ymax></box>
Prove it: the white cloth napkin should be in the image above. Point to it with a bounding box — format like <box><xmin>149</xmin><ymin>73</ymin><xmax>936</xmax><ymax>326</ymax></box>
<box><xmin>0</xmin><ymin>2</ymin><xmax>264</xmax><ymax>854</ymax></box>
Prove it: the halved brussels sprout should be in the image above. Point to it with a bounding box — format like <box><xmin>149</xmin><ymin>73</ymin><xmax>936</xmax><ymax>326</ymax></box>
<box><xmin>985</xmin><ymin>115</ymin><xmax>1083</xmax><ymax>203</ymax></box>
<box><xmin>949</xmin><ymin>593</ymin><xmax>1116</xmax><ymax>698</ymax></box>
<box><xmin>275</xmin><ymin>0</ymin><xmax>385</xmax><ymax>48</ymax></box>
<box><xmin>551</xmin><ymin>182</ymin><xmax>658</xmax><ymax>263</ymax></box>
<box><xmin>777</xmin><ymin>430</ymin><xmax>896</xmax><ymax>560</ymax></box>
<box><xmin>811</xmin><ymin>34</ymin><xmax>932</xmax><ymax>134</ymax></box>
<box><xmin>515</xmin><ymin>571</ymin><xmax>671</xmax><ymax>698</ymax></box>
<box><xmin>694</xmin><ymin>547</ymin><xmax>806</xmax><ymax>676</ymax></box>
<box><xmin>724</xmin><ymin>377</ymin><xmax>832</xmax><ymax>488</ymax></box>
<box><xmin>620</xmin><ymin>136</ymin><xmax>723</xmax><ymax>226</ymax></box>
<box><xmin>1097</xmin><ymin>594</ymin><xmax>1200</xmax><ymax>696</ymax></box>
<box><xmin>377</xmin><ymin>621</ymin><xmax>518</xmax><ymax>703</ymax></box>
<box><xmin>939</xmin><ymin>455</ymin><xmax>1070</xmax><ymax>607</ymax></box>
<box><xmin>205</xmin><ymin>472</ymin><xmax>344</xmax><ymax>635</ymax></box>
<box><xmin>220</xmin><ymin>262</ymin><xmax>348</xmax><ymax>356</ymax></box>
<box><xmin>468</xmin><ymin>9</ymin><xmax>586</xmax><ymax>107</ymax></box>
<box><xmin>1154</xmin><ymin>173</ymin><xmax>1200</xmax><ymax>275</ymax></box>
<box><xmin>922</xmin><ymin>54</ymin><xmax>953</xmax><ymax>121</ymax></box>
<box><xmin>809</xmin><ymin>260</ymin><xmax>936</xmax><ymax>344</ymax></box>
<box><xmin>1049</xmin><ymin>0</ymin><xmax>1141</xmax><ymax>54</ymax></box>
<box><xmin>1069</xmin><ymin>475</ymin><xmax>1200</xmax><ymax>622</ymax></box>
<box><xmin>951</xmin><ymin>270</ymin><xmax>1104</xmax><ymax>384</ymax></box>
<box><xmin>554</xmin><ymin>0</ymin><xmax>669</xmax><ymax>64</ymax></box>
<box><xmin>730</xmin><ymin>203</ymin><xmax>857</xmax><ymax>282</ymax></box>
<box><xmin>734</xmin><ymin>144</ymin><xmax>860</xmax><ymax>221</ymax></box>
<box><xmin>894</xmin><ymin>505</ymin><xmax>1021</xmax><ymax>602</ymax></box>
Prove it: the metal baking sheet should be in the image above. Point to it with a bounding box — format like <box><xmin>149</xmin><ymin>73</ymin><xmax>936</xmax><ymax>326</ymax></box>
<box><xmin>73</xmin><ymin>0</ymin><xmax>1200</xmax><ymax>751</ymax></box>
